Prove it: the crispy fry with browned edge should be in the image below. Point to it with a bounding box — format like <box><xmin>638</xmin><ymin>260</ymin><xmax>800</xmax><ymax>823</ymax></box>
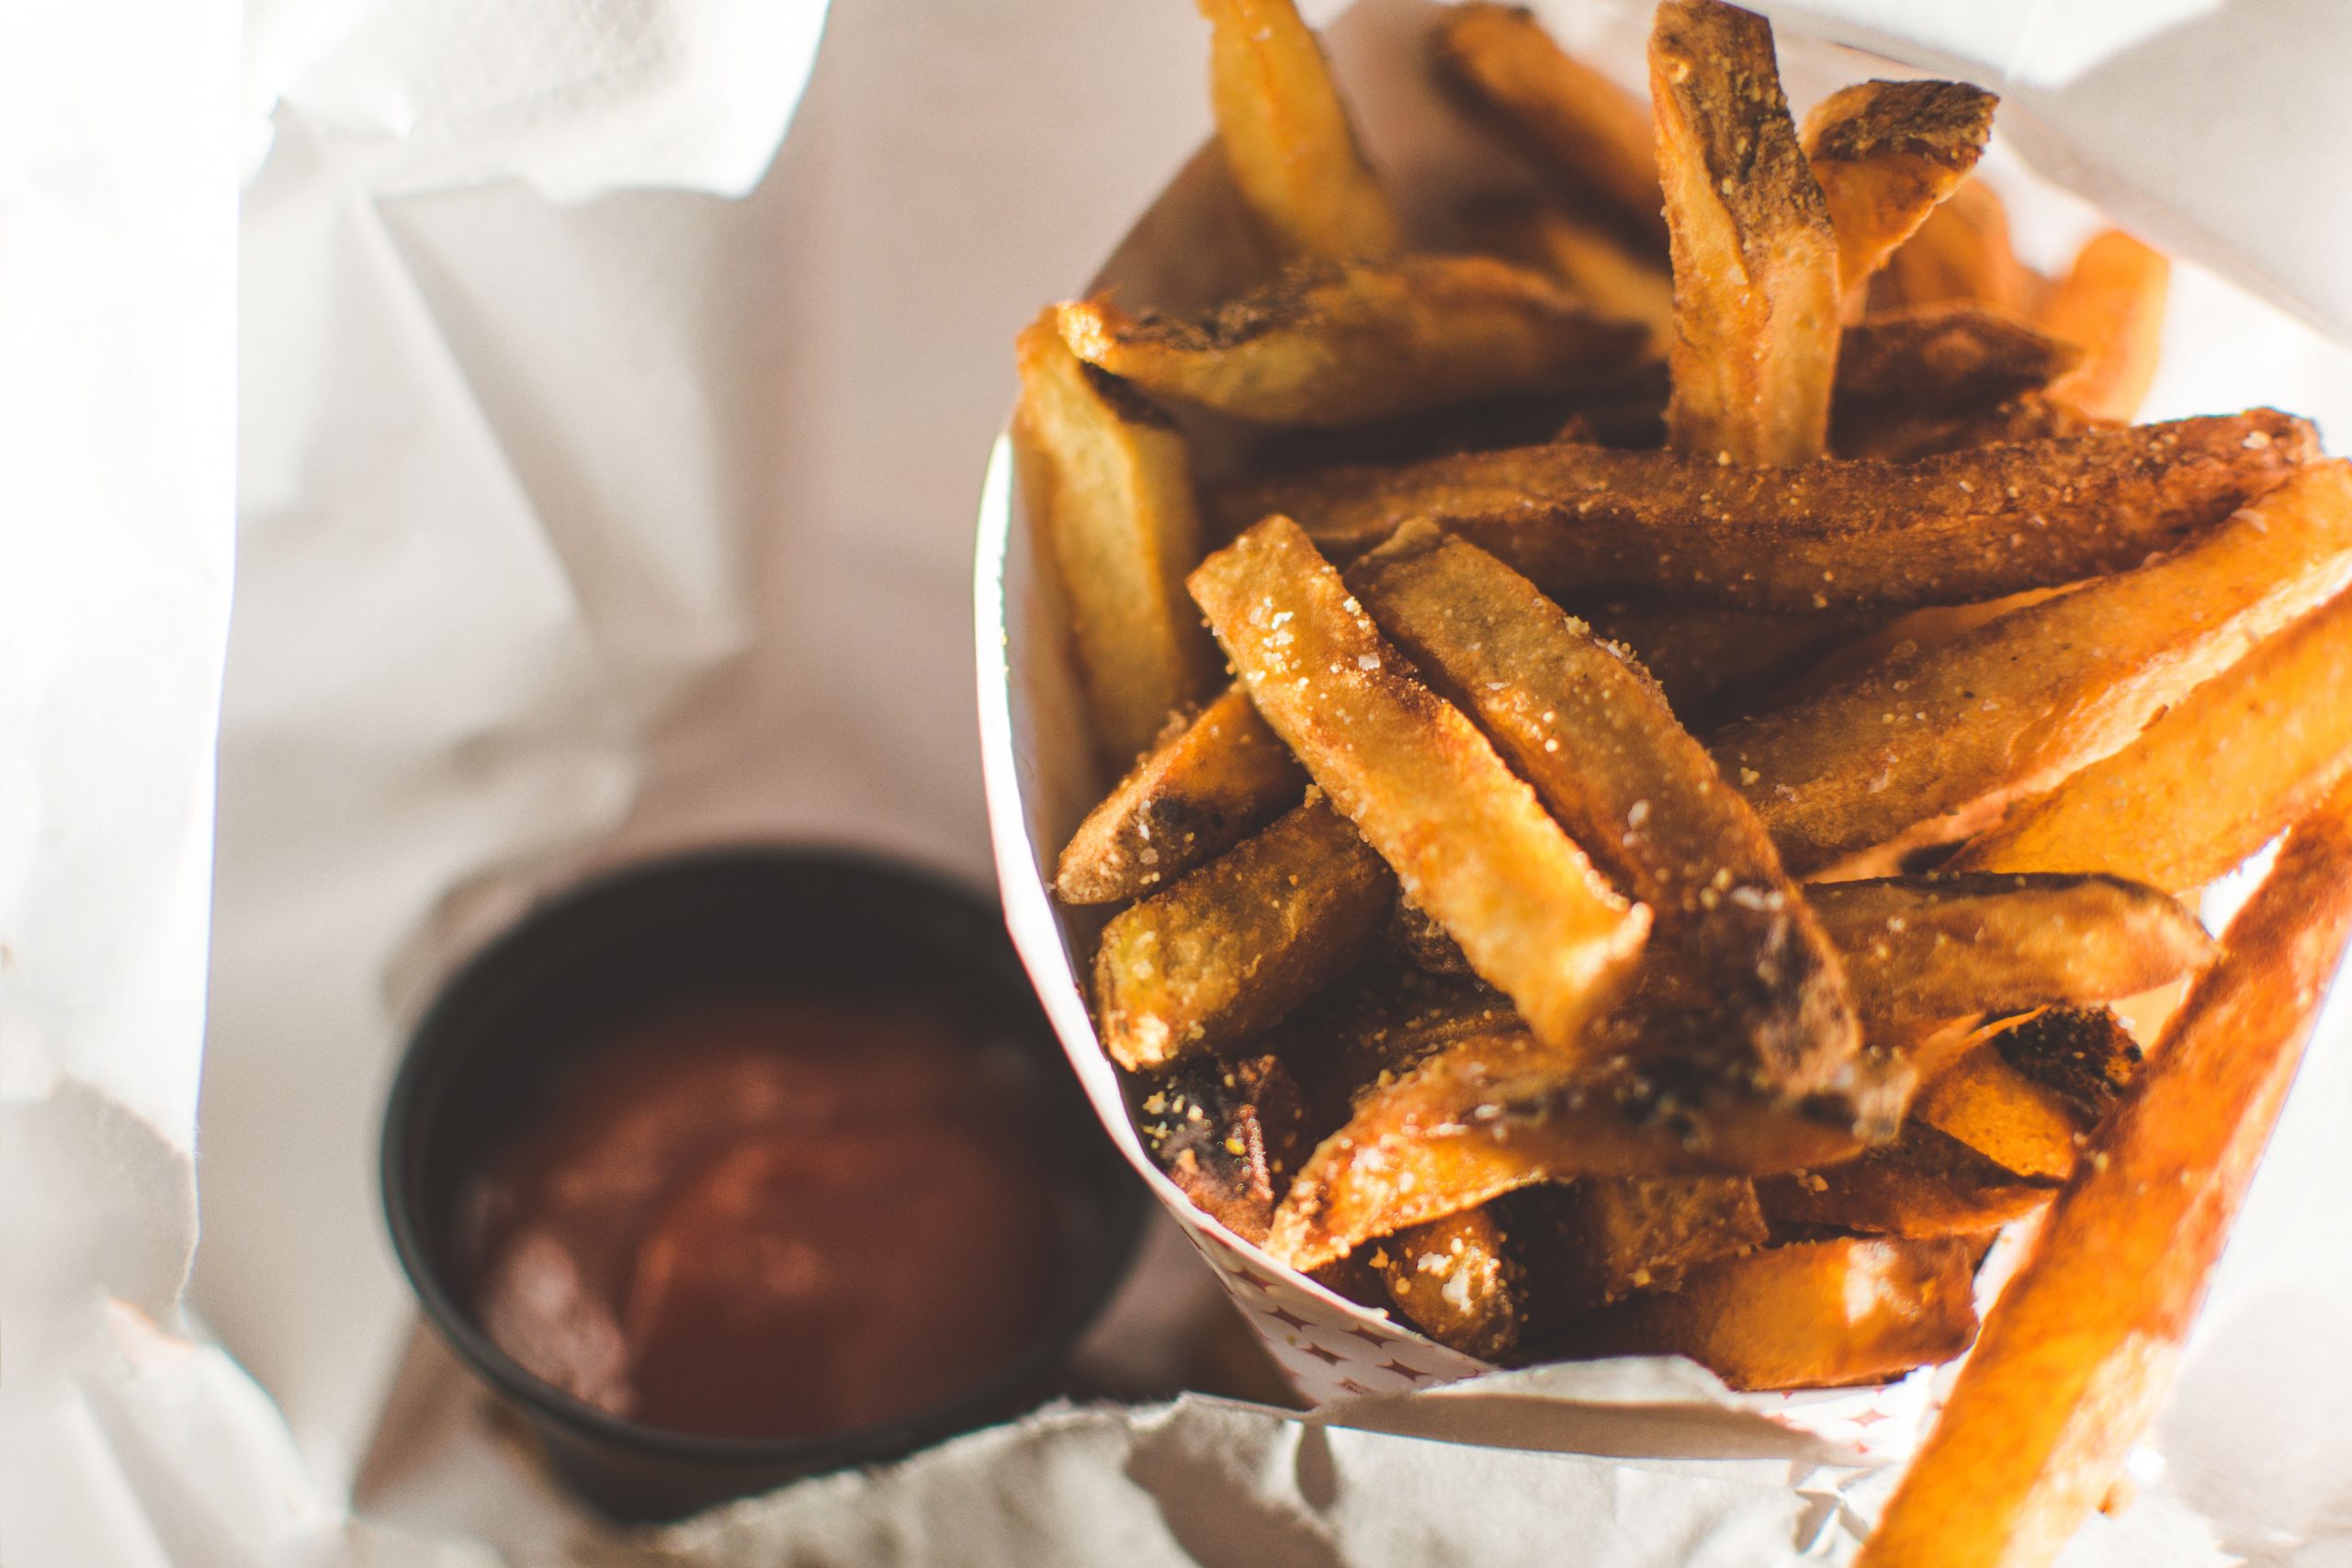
<box><xmin>1267</xmin><ymin>1025</ymin><xmax>1892</xmax><ymax>1270</ymax></box>
<box><xmin>1372</xmin><ymin>1206</ymin><xmax>1526</xmax><ymax>1359</ymax></box>
<box><xmin>1190</xmin><ymin>517</ymin><xmax>1650</xmax><ymax>1051</ymax></box>
<box><xmin>1517</xmin><ymin>1176</ymin><xmax>1768</xmax><ymax>1314</ymax></box>
<box><xmin>1650</xmin><ymin>0</ymin><xmax>1840</xmax><ymax>465</ymax></box>
<box><xmin>1585</xmin><ymin>605</ymin><xmax>1868</xmax><ymax>725</ymax></box>
<box><xmin>1880</xmin><ymin>177</ymin><xmax>2035</xmax><ymax>314</ymax></box>
<box><xmin>1094</xmin><ymin>795</ymin><xmax>1392</xmax><ymax>1070</ymax></box>
<box><xmin>1556</xmin><ymin>1236</ymin><xmax>1979</xmax><ymax>1390</ymax></box>
<box><xmin>1432</xmin><ymin>4</ymin><xmax>1663</xmax><ymax>246</ymax></box>
<box><xmin>1347</xmin><ymin>520</ymin><xmax>1861</xmax><ymax>1096</ymax></box>
<box><xmin>1836</xmin><ymin>304</ymin><xmax>2079</xmax><ymax>420</ymax></box>
<box><xmin>1956</xmin><ymin>585</ymin><xmax>2352</xmax><ymax>891</ymax></box>
<box><xmin>1860</xmin><ymin>781</ymin><xmax>2352</xmax><ymax>1568</ymax></box>
<box><xmin>1212</xmin><ymin>410</ymin><xmax>2314</xmax><ymax>613</ymax></box>
<box><xmin>1198</xmin><ymin>0</ymin><xmax>1400</xmax><ymax>263</ymax></box>
<box><xmin>1914</xmin><ymin>1010</ymin><xmax>2138</xmax><ymax>1180</ymax></box>
<box><xmin>1465</xmin><ymin>199</ymin><xmax>1675</xmax><ymax>350</ymax></box>
<box><xmin>1138</xmin><ymin>1053</ymin><xmax>1310</xmax><ymax>1244</ymax></box>
<box><xmin>1713</xmin><ymin>459</ymin><xmax>2352</xmax><ymax>874</ymax></box>
<box><xmin>1838</xmin><ymin>391</ymin><xmax>2101</xmax><ymax>463</ymax></box>
<box><xmin>1759</xmin><ymin>1123</ymin><xmax>2054</xmax><ymax>1239</ymax></box>
<box><xmin>1802</xmin><ymin>81</ymin><xmax>1996</xmax><ymax>307</ymax></box>
<box><xmin>2040</xmin><ymin>229</ymin><xmax>2170</xmax><ymax>423</ymax></box>
<box><xmin>1809</xmin><ymin>874</ymin><xmax>2214</xmax><ymax>1032</ymax></box>
<box><xmin>1058</xmin><ymin>256</ymin><xmax>1644</xmax><ymax>429</ymax></box>
<box><xmin>1014</xmin><ymin>312</ymin><xmax>1216</xmax><ymax>764</ymax></box>
<box><xmin>1056</xmin><ymin>684</ymin><xmax>1304</xmax><ymax>904</ymax></box>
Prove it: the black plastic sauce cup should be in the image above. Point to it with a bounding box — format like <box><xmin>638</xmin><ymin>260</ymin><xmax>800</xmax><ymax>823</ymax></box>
<box><xmin>380</xmin><ymin>848</ymin><xmax>1144</xmax><ymax>1520</ymax></box>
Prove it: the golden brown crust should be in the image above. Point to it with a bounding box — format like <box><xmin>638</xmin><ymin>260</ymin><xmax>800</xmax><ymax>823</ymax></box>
<box><xmin>1803</xmin><ymin>81</ymin><xmax>1997</xmax><ymax>300</ymax></box>
<box><xmin>1758</xmin><ymin>1123</ymin><xmax>2054</xmax><ymax>1240</ymax></box>
<box><xmin>1211</xmin><ymin>411</ymin><xmax>2317</xmax><ymax>614</ymax></box>
<box><xmin>1912</xmin><ymin>1010</ymin><xmax>2133</xmax><ymax>1180</ymax></box>
<box><xmin>1519</xmin><ymin>1176</ymin><xmax>1768</xmax><ymax>1314</ymax></box>
<box><xmin>1188</xmin><ymin>517</ymin><xmax>1650</xmax><ymax>1052</ymax></box>
<box><xmin>1057</xmin><ymin>256</ymin><xmax>1645</xmax><ymax>427</ymax></box>
<box><xmin>1711</xmin><ymin>459</ymin><xmax>2352</xmax><ymax>874</ymax></box>
<box><xmin>1835</xmin><ymin>303</ymin><xmax>2080</xmax><ymax>417</ymax></box>
<box><xmin>1371</xmin><ymin>1205</ymin><xmax>1526</xmax><ymax>1359</ymax></box>
<box><xmin>1136</xmin><ymin>1053</ymin><xmax>1311</xmax><ymax>1244</ymax></box>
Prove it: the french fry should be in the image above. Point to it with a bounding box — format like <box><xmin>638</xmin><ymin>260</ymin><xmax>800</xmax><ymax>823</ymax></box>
<box><xmin>2040</xmin><ymin>229</ymin><xmax>2170</xmax><ymax>423</ymax></box>
<box><xmin>1835</xmin><ymin>304</ymin><xmax>2080</xmax><ymax>421</ymax></box>
<box><xmin>1347</xmin><ymin>521</ymin><xmax>1862</xmax><ymax>1096</ymax></box>
<box><xmin>1093</xmin><ymin>795</ymin><xmax>1392</xmax><ymax>1070</ymax></box>
<box><xmin>1189</xmin><ymin>516</ymin><xmax>1650</xmax><ymax>1052</ymax></box>
<box><xmin>1137</xmin><ymin>1053</ymin><xmax>1310</xmax><ymax>1245</ymax></box>
<box><xmin>1556</xmin><ymin>1236</ymin><xmax>1980</xmax><ymax>1391</ymax></box>
<box><xmin>1879</xmin><ymin>176</ymin><xmax>2035</xmax><ymax>314</ymax></box>
<box><xmin>1267</xmin><ymin>1025</ymin><xmax>1894</xmax><ymax>1271</ymax></box>
<box><xmin>1198</xmin><ymin>0</ymin><xmax>1402</xmax><ymax>263</ymax></box>
<box><xmin>1464</xmin><ymin>198</ymin><xmax>1675</xmax><ymax>350</ymax></box>
<box><xmin>1432</xmin><ymin>3</ymin><xmax>1664</xmax><ymax>247</ymax></box>
<box><xmin>1211</xmin><ymin>410</ymin><xmax>2316</xmax><ymax>612</ymax></box>
<box><xmin>1913</xmin><ymin>1010</ymin><xmax>2138</xmax><ymax>1180</ymax></box>
<box><xmin>1057</xmin><ymin>256</ymin><xmax>1644</xmax><ymax>428</ymax></box>
<box><xmin>1014</xmin><ymin>311</ymin><xmax>1217</xmax><ymax>763</ymax></box>
<box><xmin>1758</xmin><ymin>1123</ymin><xmax>2054</xmax><ymax>1240</ymax></box>
<box><xmin>1808</xmin><ymin>874</ymin><xmax>2215</xmax><ymax>1032</ymax></box>
<box><xmin>1860</xmin><ymin>779</ymin><xmax>2352</xmax><ymax>1568</ymax></box>
<box><xmin>1371</xmin><ymin>1205</ymin><xmax>1526</xmax><ymax>1359</ymax></box>
<box><xmin>1288</xmin><ymin>967</ymin><xmax>1521</xmax><ymax>1132</ymax></box>
<box><xmin>1802</xmin><ymin>81</ymin><xmax>1997</xmax><ymax>307</ymax></box>
<box><xmin>1056</xmin><ymin>683</ymin><xmax>1304</xmax><ymax>904</ymax></box>
<box><xmin>1955</xmin><ymin>584</ymin><xmax>2352</xmax><ymax>891</ymax></box>
<box><xmin>1836</xmin><ymin>392</ymin><xmax>2101</xmax><ymax>463</ymax></box>
<box><xmin>1712</xmin><ymin>459</ymin><xmax>2352</xmax><ymax>874</ymax></box>
<box><xmin>1583</xmin><ymin>604</ymin><xmax>1870</xmax><ymax>725</ymax></box>
<box><xmin>1518</xmin><ymin>1175</ymin><xmax>1768</xmax><ymax>1314</ymax></box>
<box><xmin>1650</xmin><ymin>0</ymin><xmax>1841</xmax><ymax>465</ymax></box>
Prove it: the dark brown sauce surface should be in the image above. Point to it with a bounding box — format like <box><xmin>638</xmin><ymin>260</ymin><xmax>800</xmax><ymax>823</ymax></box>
<box><xmin>458</xmin><ymin>993</ymin><xmax>1071</xmax><ymax>1441</ymax></box>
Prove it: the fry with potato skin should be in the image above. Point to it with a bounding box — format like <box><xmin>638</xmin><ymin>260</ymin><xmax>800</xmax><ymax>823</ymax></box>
<box><xmin>1212</xmin><ymin>410</ymin><xmax>2316</xmax><ymax>613</ymax></box>
<box><xmin>1057</xmin><ymin>256</ymin><xmax>1644</xmax><ymax>429</ymax></box>
<box><xmin>1346</xmin><ymin>520</ymin><xmax>1861</xmax><ymax>1097</ymax></box>
<box><xmin>1093</xmin><ymin>795</ymin><xmax>1392</xmax><ymax>1071</ymax></box>
<box><xmin>1198</xmin><ymin>0</ymin><xmax>1401</xmax><ymax>263</ymax></box>
<box><xmin>1056</xmin><ymin>684</ymin><xmax>1304</xmax><ymax>905</ymax></box>
<box><xmin>1955</xmin><ymin>585</ymin><xmax>2352</xmax><ymax>891</ymax></box>
<box><xmin>1880</xmin><ymin>177</ymin><xmax>2035</xmax><ymax>314</ymax></box>
<box><xmin>1835</xmin><ymin>303</ymin><xmax>2080</xmax><ymax>422</ymax></box>
<box><xmin>1373</xmin><ymin>1206</ymin><xmax>1526</xmax><ymax>1359</ymax></box>
<box><xmin>1189</xmin><ymin>516</ymin><xmax>1650</xmax><ymax>1053</ymax></box>
<box><xmin>2040</xmin><ymin>229</ymin><xmax>2169</xmax><ymax>423</ymax></box>
<box><xmin>1432</xmin><ymin>3</ymin><xmax>1664</xmax><ymax>247</ymax></box>
<box><xmin>1758</xmin><ymin>1123</ymin><xmax>2054</xmax><ymax>1240</ymax></box>
<box><xmin>1807</xmin><ymin>874</ymin><xmax>2215</xmax><ymax>1032</ymax></box>
<box><xmin>1519</xmin><ymin>1175</ymin><xmax>1768</xmax><ymax>1314</ymax></box>
<box><xmin>1651</xmin><ymin>0</ymin><xmax>1841</xmax><ymax>465</ymax></box>
<box><xmin>1556</xmin><ymin>1236</ymin><xmax>1980</xmax><ymax>1391</ymax></box>
<box><xmin>1802</xmin><ymin>81</ymin><xmax>1997</xmax><ymax>306</ymax></box>
<box><xmin>1913</xmin><ymin>1009</ymin><xmax>2138</xmax><ymax>1181</ymax></box>
<box><xmin>1860</xmin><ymin>780</ymin><xmax>2352</xmax><ymax>1568</ymax></box>
<box><xmin>1014</xmin><ymin>311</ymin><xmax>1217</xmax><ymax>764</ymax></box>
<box><xmin>1713</xmin><ymin>459</ymin><xmax>2352</xmax><ymax>874</ymax></box>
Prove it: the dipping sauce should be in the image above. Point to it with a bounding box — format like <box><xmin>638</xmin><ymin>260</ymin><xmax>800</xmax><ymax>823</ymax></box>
<box><xmin>456</xmin><ymin>992</ymin><xmax>1074</xmax><ymax>1441</ymax></box>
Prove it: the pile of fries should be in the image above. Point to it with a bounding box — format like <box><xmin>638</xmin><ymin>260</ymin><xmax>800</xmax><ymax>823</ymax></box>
<box><xmin>1012</xmin><ymin>1</ymin><xmax>2352</xmax><ymax>1560</ymax></box>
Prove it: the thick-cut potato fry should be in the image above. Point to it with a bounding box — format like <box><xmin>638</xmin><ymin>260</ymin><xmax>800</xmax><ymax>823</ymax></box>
<box><xmin>1058</xmin><ymin>256</ymin><xmax>1643</xmax><ymax>429</ymax></box>
<box><xmin>1056</xmin><ymin>684</ymin><xmax>1304</xmax><ymax>904</ymax></box>
<box><xmin>1713</xmin><ymin>459</ymin><xmax>2352</xmax><ymax>874</ymax></box>
<box><xmin>1198</xmin><ymin>0</ymin><xmax>1401</xmax><ymax>263</ymax></box>
<box><xmin>1557</xmin><ymin>1236</ymin><xmax>1979</xmax><ymax>1391</ymax></box>
<box><xmin>1860</xmin><ymin>780</ymin><xmax>2352</xmax><ymax>1568</ymax></box>
<box><xmin>1465</xmin><ymin>199</ymin><xmax>1675</xmax><ymax>350</ymax></box>
<box><xmin>1802</xmin><ymin>81</ymin><xmax>1997</xmax><ymax>306</ymax></box>
<box><xmin>1190</xmin><ymin>517</ymin><xmax>1650</xmax><ymax>1051</ymax></box>
<box><xmin>1759</xmin><ymin>1123</ymin><xmax>2054</xmax><ymax>1239</ymax></box>
<box><xmin>1584</xmin><ymin>604</ymin><xmax>1869</xmax><ymax>725</ymax></box>
<box><xmin>1432</xmin><ymin>3</ymin><xmax>1663</xmax><ymax>246</ymax></box>
<box><xmin>2040</xmin><ymin>229</ymin><xmax>2169</xmax><ymax>423</ymax></box>
<box><xmin>1093</xmin><ymin>795</ymin><xmax>1392</xmax><ymax>1070</ymax></box>
<box><xmin>1956</xmin><ymin>585</ymin><xmax>2352</xmax><ymax>891</ymax></box>
<box><xmin>1348</xmin><ymin>521</ymin><xmax>1861</xmax><ymax>1096</ymax></box>
<box><xmin>1836</xmin><ymin>304</ymin><xmax>2079</xmax><ymax>419</ymax></box>
<box><xmin>1520</xmin><ymin>1175</ymin><xmax>1768</xmax><ymax>1314</ymax></box>
<box><xmin>1880</xmin><ymin>176</ymin><xmax>2035</xmax><ymax>314</ymax></box>
<box><xmin>1913</xmin><ymin>1010</ymin><xmax>2135</xmax><ymax>1180</ymax></box>
<box><xmin>1651</xmin><ymin>0</ymin><xmax>1840</xmax><ymax>466</ymax></box>
<box><xmin>1808</xmin><ymin>874</ymin><xmax>2214</xmax><ymax>1032</ymax></box>
<box><xmin>1212</xmin><ymin>410</ymin><xmax>2315</xmax><ymax>612</ymax></box>
<box><xmin>1837</xmin><ymin>392</ymin><xmax>2100</xmax><ymax>463</ymax></box>
<box><xmin>1267</xmin><ymin>1025</ymin><xmax>1894</xmax><ymax>1271</ymax></box>
<box><xmin>1138</xmin><ymin>1053</ymin><xmax>1310</xmax><ymax>1245</ymax></box>
<box><xmin>1014</xmin><ymin>312</ymin><xmax>1216</xmax><ymax>763</ymax></box>
<box><xmin>1288</xmin><ymin>968</ymin><xmax>1521</xmax><ymax>1132</ymax></box>
<box><xmin>1372</xmin><ymin>1206</ymin><xmax>1526</xmax><ymax>1359</ymax></box>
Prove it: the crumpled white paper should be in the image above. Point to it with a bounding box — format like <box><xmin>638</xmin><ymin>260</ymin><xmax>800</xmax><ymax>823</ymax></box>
<box><xmin>7</xmin><ymin>0</ymin><xmax>2352</xmax><ymax>1564</ymax></box>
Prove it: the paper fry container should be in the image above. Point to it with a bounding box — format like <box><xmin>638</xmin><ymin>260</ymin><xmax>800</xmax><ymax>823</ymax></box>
<box><xmin>974</xmin><ymin>0</ymin><xmax>2331</xmax><ymax>1440</ymax></box>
